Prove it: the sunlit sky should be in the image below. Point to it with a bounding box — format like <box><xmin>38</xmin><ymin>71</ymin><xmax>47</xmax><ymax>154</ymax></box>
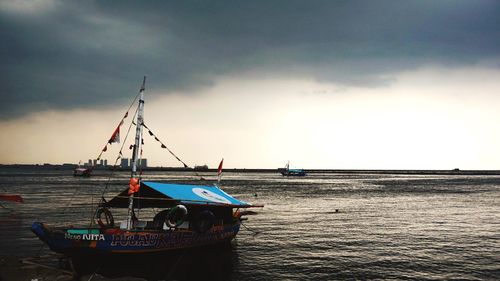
<box><xmin>1</xmin><ymin>1</ymin><xmax>500</xmax><ymax>169</ymax></box>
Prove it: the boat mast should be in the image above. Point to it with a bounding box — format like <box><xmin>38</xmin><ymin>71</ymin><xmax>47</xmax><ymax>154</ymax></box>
<box><xmin>126</xmin><ymin>76</ymin><xmax>146</xmax><ymax>230</ymax></box>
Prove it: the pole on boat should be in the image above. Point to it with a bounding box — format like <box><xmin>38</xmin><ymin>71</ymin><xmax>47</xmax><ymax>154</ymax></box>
<box><xmin>217</xmin><ymin>158</ymin><xmax>224</xmax><ymax>184</ymax></box>
<box><xmin>126</xmin><ymin>76</ymin><xmax>146</xmax><ymax>230</ymax></box>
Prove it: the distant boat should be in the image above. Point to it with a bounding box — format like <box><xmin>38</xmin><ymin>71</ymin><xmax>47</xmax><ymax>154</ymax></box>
<box><xmin>73</xmin><ymin>166</ymin><xmax>92</xmax><ymax>177</ymax></box>
<box><xmin>31</xmin><ymin>77</ymin><xmax>263</xmax><ymax>279</ymax></box>
<box><xmin>73</xmin><ymin>160</ymin><xmax>92</xmax><ymax>177</ymax></box>
<box><xmin>279</xmin><ymin>161</ymin><xmax>306</xmax><ymax>177</ymax></box>
<box><xmin>194</xmin><ymin>164</ymin><xmax>209</xmax><ymax>171</ymax></box>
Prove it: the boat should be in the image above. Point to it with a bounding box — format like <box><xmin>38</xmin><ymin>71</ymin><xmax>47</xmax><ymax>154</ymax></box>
<box><xmin>31</xmin><ymin>77</ymin><xmax>262</xmax><ymax>279</ymax></box>
<box><xmin>73</xmin><ymin>166</ymin><xmax>92</xmax><ymax>177</ymax></box>
<box><xmin>193</xmin><ymin>164</ymin><xmax>209</xmax><ymax>171</ymax></box>
<box><xmin>279</xmin><ymin>161</ymin><xmax>306</xmax><ymax>177</ymax></box>
<box><xmin>73</xmin><ymin>161</ymin><xmax>92</xmax><ymax>177</ymax></box>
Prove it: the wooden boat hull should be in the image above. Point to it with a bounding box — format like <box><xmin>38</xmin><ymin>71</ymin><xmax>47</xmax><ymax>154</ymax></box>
<box><xmin>31</xmin><ymin>222</ymin><xmax>240</xmax><ymax>255</ymax></box>
<box><xmin>68</xmin><ymin>241</ymin><xmax>235</xmax><ymax>279</ymax></box>
<box><xmin>32</xmin><ymin>222</ymin><xmax>240</xmax><ymax>278</ymax></box>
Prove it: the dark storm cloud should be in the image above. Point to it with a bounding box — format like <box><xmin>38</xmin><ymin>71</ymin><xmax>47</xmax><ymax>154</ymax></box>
<box><xmin>1</xmin><ymin>0</ymin><xmax>499</xmax><ymax>118</ymax></box>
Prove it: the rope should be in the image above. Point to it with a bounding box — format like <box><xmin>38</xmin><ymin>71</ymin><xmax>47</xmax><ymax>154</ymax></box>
<box><xmin>86</xmin><ymin>264</ymin><xmax>103</xmax><ymax>281</ymax></box>
<box><xmin>61</xmin><ymin>184</ymin><xmax>82</xmax><ymax>218</ymax></box>
<box><xmin>241</xmin><ymin>221</ymin><xmax>261</xmax><ymax>235</ymax></box>
<box><xmin>88</xmin><ymin>98</ymin><xmax>140</xmax><ymax>227</ymax></box>
<box><xmin>99</xmin><ymin>106</ymin><xmax>139</xmax><ymax>198</ymax></box>
<box><xmin>141</xmin><ymin>123</ymin><xmax>208</xmax><ymax>180</ymax></box>
<box><xmin>88</xmin><ymin>107</ymin><xmax>139</xmax><ymax>228</ymax></box>
<box><xmin>165</xmin><ymin>249</ymin><xmax>188</xmax><ymax>280</ymax></box>
<box><xmin>142</xmin><ymin>123</ymin><xmax>190</xmax><ymax>168</ymax></box>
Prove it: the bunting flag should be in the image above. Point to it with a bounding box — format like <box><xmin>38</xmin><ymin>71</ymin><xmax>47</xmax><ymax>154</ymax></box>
<box><xmin>93</xmin><ymin>106</ymin><xmax>132</xmax><ymax>164</ymax></box>
<box><xmin>128</xmin><ymin>178</ymin><xmax>140</xmax><ymax>195</ymax></box>
<box><xmin>142</xmin><ymin>123</ymin><xmax>191</xmax><ymax>169</ymax></box>
<box><xmin>108</xmin><ymin>122</ymin><xmax>122</xmax><ymax>144</ymax></box>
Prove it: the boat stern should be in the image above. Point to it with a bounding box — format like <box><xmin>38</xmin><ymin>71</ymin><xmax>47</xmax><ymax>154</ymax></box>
<box><xmin>31</xmin><ymin>222</ymin><xmax>74</xmax><ymax>254</ymax></box>
<box><xmin>31</xmin><ymin>222</ymin><xmax>50</xmax><ymax>243</ymax></box>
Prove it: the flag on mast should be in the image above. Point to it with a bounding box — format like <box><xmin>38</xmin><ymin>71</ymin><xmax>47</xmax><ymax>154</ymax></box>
<box><xmin>217</xmin><ymin>158</ymin><xmax>224</xmax><ymax>183</ymax></box>
<box><xmin>108</xmin><ymin>120</ymin><xmax>124</xmax><ymax>144</ymax></box>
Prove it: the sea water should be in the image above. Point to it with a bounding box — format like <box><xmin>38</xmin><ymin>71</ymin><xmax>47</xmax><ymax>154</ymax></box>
<box><xmin>0</xmin><ymin>167</ymin><xmax>499</xmax><ymax>280</ymax></box>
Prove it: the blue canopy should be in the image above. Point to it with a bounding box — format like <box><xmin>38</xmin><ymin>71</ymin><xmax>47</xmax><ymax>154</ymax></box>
<box><xmin>104</xmin><ymin>181</ymin><xmax>254</xmax><ymax>208</ymax></box>
<box><xmin>143</xmin><ymin>181</ymin><xmax>250</xmax><ymax>207</ymax></box>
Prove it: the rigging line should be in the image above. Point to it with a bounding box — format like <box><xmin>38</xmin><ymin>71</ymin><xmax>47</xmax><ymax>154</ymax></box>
<box><xmin>144</xmin><ymin>123</ymin><xmax>213</xmax><ymax>181</ymax></box>
<box><xmin>94</xmin><ymin>89</ymin><xmax>141</xmax><ymax>163</ymax></box>
<box><xmin>142</xmin><ymin>123</ymin><xmax>190</xmax><ymax>168</ymax></box>
<box><xmin>90</xmin><ymin>106</ymin><xmax>137</xmax><ymax>228</ymax></box>
<box><xmin>99</xmin><ymin>106</ymin><xmax>139</xmax><ymax>200</ymax></box>
<box><xmin>142</xmin><ymin>123</ymin><xmax>208</xmax><ymax>180</ymax></box>
<box><xmin>241</xmin><ymin>221</ymin><xmax>261</xmax><ymax>235</ymax></box>
<box><xmin>165</xmin><ymin>249</ymin><xmax>188</xmax><ymax>280</ymax></box>
<box><xmin>61</xmin><ymin>183</ymin><xmax>82</xmax><ymax>217</ymax></box>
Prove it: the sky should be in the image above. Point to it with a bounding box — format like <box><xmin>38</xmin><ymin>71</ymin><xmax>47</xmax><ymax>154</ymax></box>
<box><xmin>1</xmin><ymin>0</ymin><xmax>500</xmax><ymax>169</ymax></box>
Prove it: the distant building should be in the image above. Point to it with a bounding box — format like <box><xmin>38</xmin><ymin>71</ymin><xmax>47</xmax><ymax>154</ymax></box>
<box><xmin>88</xmin><ymin>159</ymin><xmax>92</xmax><ymax>166</ymax></box>
<box><xmin>121</xmin><ymin>158</ymin><xmax>130</xmax><ymax>168</ymax></box>
<box><xmin>194</xmin><ymin>164</ymin><xmax>209</xmax><ymax>171</ymax></box>
<box><xmin>120</xmin><ymin>158</ymin><xmax>147</xmax><ymax>168</ymax></box>
<box><xmin>138</xmin><ymin>159</ymin><xmax>148</xmax><ymax>168</ymax></box>
<box><xmin>103</xmin><ymin>159</ymin><xmax>108</xmax><ymax>166</ymax></box>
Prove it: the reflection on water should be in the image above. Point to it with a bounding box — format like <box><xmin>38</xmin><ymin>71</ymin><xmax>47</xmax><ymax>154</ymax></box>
<box><xmin>1</xmin><ymin>167</ymin><xmax>499</xmax><ymax>280</ymax></box>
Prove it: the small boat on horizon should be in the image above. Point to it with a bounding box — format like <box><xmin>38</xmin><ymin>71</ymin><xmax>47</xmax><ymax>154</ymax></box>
<box><xmin>279</xmin><ymin>161</ymin><xmax>306</xmax><ymax>177</ymax></box>
<box><xmin>73</xmin><ymin>163</ymin><xmax>92</xmax><ymax>177</ymax></box>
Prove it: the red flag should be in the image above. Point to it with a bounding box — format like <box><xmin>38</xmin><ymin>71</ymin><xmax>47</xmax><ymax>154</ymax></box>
<box><xmin>0</xmin><ymin>194</ymin><xmax>23</xmax><ymax>203</ymax></box>
<box><xmin>217</xmin><ymin>158</ymin><xmax>224</xmax><ymax>176</ymax></box>
<box><xmin>108</xmin><ymin>120</ymin><xmax>124</xmax><ymax>144</ymax></box>
<box><xmin>108</xmin><ymin>126</ymin><xmax>120</xmax><ymax>144</ymax></box>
